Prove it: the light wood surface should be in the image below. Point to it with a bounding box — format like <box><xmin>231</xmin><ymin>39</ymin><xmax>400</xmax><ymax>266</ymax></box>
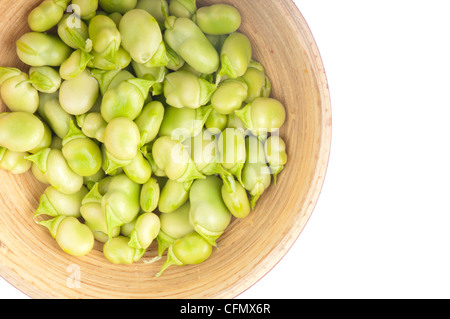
<box><xmin>0</xmin><ymin>0</ymin><xmax>331</xmax><ymax>299</ymax></box>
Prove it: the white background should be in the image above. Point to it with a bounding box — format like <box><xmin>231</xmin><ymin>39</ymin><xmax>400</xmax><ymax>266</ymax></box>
<box><xmin>2</xmin><ymin>0</ymin><xmax>450</xmax><ymax>299</ymax></box>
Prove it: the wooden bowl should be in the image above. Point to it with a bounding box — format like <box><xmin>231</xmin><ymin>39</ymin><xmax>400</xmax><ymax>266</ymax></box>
<box><xmin>0</xmin><ymin>0</ymin><xmax>331</xmax><ymax>298</ymax></box>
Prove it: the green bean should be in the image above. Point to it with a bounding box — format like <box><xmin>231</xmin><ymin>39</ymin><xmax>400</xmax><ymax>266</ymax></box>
<box><xmin>0</xmin><ymin>148</ymin><xmax>32</xmax><ymax>175</ymax></box>
<box><xmin>29</xmin><ymin>66</ymin><xmax>62</xmax><ymax>93</ymax></box>
<box><xmin>26</xmin><ymin>148</ymin><xmax>84</xmax><ymax>195</ymax></box>
<box><xmin>234</xmin><ymin>97</ymin><xmax>286</xmax><ymax>136</ymax></box>
<box><xmin>211</xmin><ymin>78</ymin><xmax>248</xmax><ymax>115</ymax></box>
<box><xmin>99</xmin><ymin>0</ymin><xmax>137</xmax><ymax>14</ymax></box>
<box><xmin>157</xmin><ymin>202</ymin><xmax>194</xmax><ymax>257</ymax></box>
<box><xmin>59</xmin><ymin>50</ymin><xmax>93</xmax><ymax>80</ymax></box>
<box><xmin>16</xmin><ymin>32</ymin><xmax>72</xmax><ymax>67</ymax></box>
<box><xmin>104</xmin><ymin>117</ymin><xmax>141</xmax><ymax>165</ymax></box>
<box><xmin>164</xmin><ymin>16</ymin><xmax>219</xmax><ymax>74</ymax></box>
<box><xmin>218</xmin><ymin>32</ymin><xmax>252</xmax><ymax>79</ymax></box>
<box><xmin>59</xmin><ymin>69</ymin><xmax>100</xmax><ymax>115</ymax></box>
<box><xmin>140</xmin><ymin>177</ymin><xmax>160</xmax><ymax>213</ymax></box>
<box><xmin>119</xmin><ymin>9</ymin><xmax>164</xmax><ymax>65</ymax></box>
<box><xmin>128</xmin><ymin>212</ymin><xmax>160</xmax><ymax>251</ymax></box>
<box><xmin>0</xmin><ymin>112</ymin><xmax>46</xmax><ymax>153</ymax></box>
<box><xmin>159</xmin><ymin>105</ymin><xmax>212</xmax><ymax>141</ymax></box>
<box><xmin>101</xmin><ymin>78</ymin><xmax>152</xmax><ymax>122</ymax></box>
<box><xmin>72</xmin><ymin>0</ymin><xmax>99</xmax><ymax>20</ymax></box>
<box><xmin>195</xmin><ymin>4</ymin><xmax>241</xmax><ymax>35</ymax></box>
<box><xmin>34</xmin><ymin>185</ymin><xmax>88</xmax><ymax>218</ymax></box>
<box><xmin>28</xmin><ymin>0</ymin><xmax>70</xmax><ymax>32</ymax></box>
<box><xmin>135</xmin><ymin>101</ymin><xmax>165</xmax><ymax>146</ymax></box>
<box><xmin>76</xmin><ymin>112</ymin><xmax>107</xmax><ymax>143</ymax></box>
<box><xmin>57</xmin><ymin>13</ymin><xmax>92</xmax><ymax>52</ymax></box>
<box><xmin>136</xmin><ymin>0</ymin><xmax>169</xmax><ymax>29</ymax></box>
<box><xmin>158</xmin><ymin>179</ymin><xmax>190</xmax><ymax>213</ymax></box>
<box><xmin>103</xmin><ymin>236</ymin><xmax>144</xmax><ymax>264</ymax></box>
<box><xmin>39</xmin><ymin>216</ymin><xmax>94</xmax><ymax>256</ymax></box>
<box><xmin>242</xmin><ymin>136</ymin><xmax>271</xmax><ymax>208</ymax></box>
<box><xmin>242</xmin><ymin>60</ymin><xmax>271</xmax><ymax>103</ymax></box>
<box><xmin>264</xmin><ymin>135</ymin><xmax>287</xmax><ymax>183</ymax></box>
<box><xmin>61</xmin><ymin>121</ymin><xmax>103</xmax><ymax>177</ymax></box>
<box><xmin>156</xmin><ymin>232</ymin><xmax>212</xmax><ymax>277</ymax></box>
<box><xmin>152</xmin><ymin>136</ymin><xmax>204</xmax><ymax>183</ymax></box>
<box><xmin>102</xmin><ymin>174</ymin><xmax>141</xmax><ymax>238</ymax></box>
<box><xmin>163</xmin><ymin>70</ymin><xmax>216</xmax><ymax>109</ymax></box>
<box><xmin>189</xmin><ymin>175</ymin><xmax>232</xmax><ymax>246</ymax></box>
<box><xmin>0</xmin><ymin>73</ymin><xmax>39</xmax><ymax>113</ymax></box>
<box><xmin>168</xmin><ymin>0</ymin><xmax>196</xmax><ymax>19</ymax></box>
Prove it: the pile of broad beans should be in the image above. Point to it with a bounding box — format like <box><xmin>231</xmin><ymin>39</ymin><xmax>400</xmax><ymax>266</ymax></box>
<box><xmin>0</xmin><ymin>0</ymin><xmax>288</xmax><ymax>276</ymax></box>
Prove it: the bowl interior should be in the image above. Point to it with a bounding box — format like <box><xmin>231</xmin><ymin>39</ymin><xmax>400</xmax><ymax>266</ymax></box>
<box><xmin>0</xmin><ymin>0</ymin><xmax>331</xmax><ymax>298</ymax></box>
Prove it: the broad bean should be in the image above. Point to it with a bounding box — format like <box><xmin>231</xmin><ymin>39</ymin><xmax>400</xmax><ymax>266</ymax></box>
<box><xmin>163</xmin><ymin>70</ymin><xmax>216</xmax><ymax>109</ymax></box>
<box><xmin>158</xmin><ymin>179</ymin><xmax>190</xmax><ymax>214</ymax></box>
<box><xmin>59</xmin><ymin>50</ymin><xmax>93</xmax><ymax>80</ymax></box>
<box><xmin>76</xmin><ymin>112</ymin><xmax>107</xmax><ymax>143</ymax></box>
<box><xmin>28</xmin><ymin>0</ymin><xmax>70</xmax><ymax>32</ymax></box>
<box><xmin>242</xmin><ymin>60</ymin><xmax>271</xmax><ymax>103</ymax></box>
<box><xmin>168</xmin><ymin>0</ymin><xmax>196</xmax><ymax>18</ymax></box>
<box><xmin>159</xmin><ymin>105</ymin><xmax>212</xmax><ymax>141</ymax></box>
<box><xmin>0</xmin><ymin>112</ymin><xmax>47</xmax><ymax>153</ymax></box>
<box><xmin>61</xmin><ymin>121</ymin><xmax>103</xmax><ymax>177</ymax></box>
<box><xmin>72</xmin><ymin>0</ymin><xmax>99</xmax><ymax>20</ymax></box>
<box><xmin>235</xmin><ymin>97</ymin><xmax>286</xmax><ymax>136</ymax></box>
<box><xmin>39</xmin><ymin>216</ymin><xmax>94</xmax><ymax>257</ymax></box>
<box><xmin>16</xmin><ymin>32</ymin><xmax>72</xmax><ymax>67</ymax></box>
<box><xmin>156</xmin><ymin>232</ymin><xmax>212</xmax><ymax>277</ymax></box>
<box><xmin>157</xmin><ymin>202</ymin><xmax>194</xmax><ymax>256</ymax></box>
<box><xmin>101</xmin><ymin>78</ymin><xmax>152</xmax><ymax>122</ymax></box>
<box><xmin>102</xmin><ymin>173</ymin><xmax>141</xmax><ymax>237</ymax></box>
<box><xmin>128</xmin><ymin>212</ymin><xmax>160</xmax><ymax>251</ymax></box>
<box><xmin>103</xmin><ymin>236</ymin><xmax>144</xmax><ymax>264</ymax></box>
<box><xmin>57</xmin><ymin>13</ymin><xmax>92</xmax><ymax>52</ymax></box>
<box><xmin>0</xmin><ymin>148</ymin><xmax>32</xmax><ymax>175</ymax></box>
<box><xmin>164</xmin><ymin>16</ymin><xmax>219</xmax><ymax>74</ymax></box>
<box><xmin>29</xmin><ymin>66</ymin><xmax>62</xmax><ymax>93</ymax></box>
<box><xmin>0</xmin><ymin>73</ymin><xmax>39</xmax><ymax>113</ymax></box>
<box><xmin>99</xmin><ymin>0</ymin><xmax>137</xmax><ymax>14</ymax></box>
<box><xmin>218</xmin><ymin>32</ymin><xmax>252</xmax><ymax>79</ymax></box>
<box><xmin>140</xmin><ymin>177</ymin><xmax>160</xmax><ymax>212</ymax></box>
<box><xmin>119</xmin><ymin>9</ymin><xmax>164</xmax><ymax>65</ymax></box>
<box><xmin>136</xmin><ymin>0</ymin><xmax>169</xmax><ymax>28</ymax></box>
<box><xmin>195</xmin><ymin>4</ymin><xmax>241</xmax><ymax>35</ymax></box>
<box><xmin>59</xmin><ymin>69</ymin><xmax>100</xmax><ymax>115</ymax></box>
<box><xmin>242</xmin><ymin>136</ymin><xmax>271</xmax><ymax>208</ymax></box>
<box><xmin>189</xmin><ymin>175</ymin><xmax>232</xmax><ymax>246</ymax></box>
<box><xmin>104</xmin><ymin>117</ymin><xmax>141</xmax><ymax>164</ymax></box>
<box><xmin>135</xmin><ymin>101</ymin><xmax>165</xmax><ymax>146</ymax></box>
<box><xmin>27</xmin><ymin>148</ymin><xmax>84</xmax><ymax>195</ymax></box>
<box><xmin>152</xmin><ymin>136</ymin><xmax>204</xmax><ymax>183</ymax></box>
<box><xmin>34</xmin><ymin>185</ymin><xmax>88</xmax><ymax>218</ymax></box>
<box><xmin>211</xmin><ymin>78</ymin><xmax>248</xmax><ymax>114</ymax></box>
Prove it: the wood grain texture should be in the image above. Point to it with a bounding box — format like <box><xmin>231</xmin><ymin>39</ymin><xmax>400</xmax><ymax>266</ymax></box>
<box><xmin>0</xmin><ymin>0</ymin><xmax>332</xmax><ymax>299</ymax></box>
